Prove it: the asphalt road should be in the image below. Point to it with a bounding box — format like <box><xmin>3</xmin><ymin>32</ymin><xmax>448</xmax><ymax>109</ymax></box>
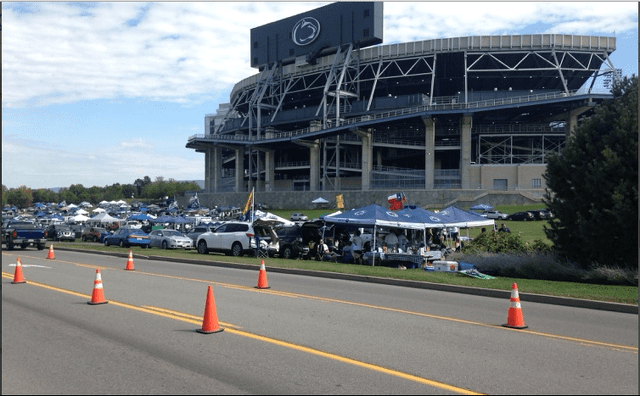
<box><xmin>2</xmin><ymin>249</ymin><xmax>638</xmax><ymax>394</ymax></box>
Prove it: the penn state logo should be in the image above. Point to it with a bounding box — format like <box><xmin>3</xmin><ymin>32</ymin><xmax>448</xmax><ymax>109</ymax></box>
<box><xmin>292</xmin><ymin>17</ymin><xmax>321</xmax><ymax>46</ymax></box>
<box><xmin>429</xmin><ymin>216</ymin><xmax>441</xmax><ymax>222</ymax></box>
<box><xmin>354</xmin><ymin>210</ymin><xmax>366</xmax><ymax>216</ymax></box>
<box><xmin>386</xmin><ymin>211</ymin><xmax>398</xmax><ymax>217</ymax></box>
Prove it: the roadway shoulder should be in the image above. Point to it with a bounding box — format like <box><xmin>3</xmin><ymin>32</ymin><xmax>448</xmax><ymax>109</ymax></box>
<box><xmin>55</xmin><ymin>246</ymin><xmax>638</xmax><ymax>314</ymax></box>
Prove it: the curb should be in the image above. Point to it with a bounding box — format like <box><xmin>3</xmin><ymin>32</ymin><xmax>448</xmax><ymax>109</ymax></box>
<box><xmin>55</xmin><ymin>246</ymin><xmax>638</xmax><ymax>314</ymax></box>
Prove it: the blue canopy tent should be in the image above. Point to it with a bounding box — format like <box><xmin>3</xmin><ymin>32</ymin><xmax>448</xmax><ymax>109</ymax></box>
<box><xmin>152</xmin><ymin>215</ymin><xmax>175</xmax><ymax>224</ymax></box>
<box><xmin>395</xmin><ymin>207</ymin><xmax>449</xmax><ymax>228</ymax></box>
<box><xmin>127</xmin><ymin>213</ymin><xmax>153</xmax><ymax>221</ymax></box>
<box><xmin>436</xmin><ymin>206</ymin><xmax>495</xmax><ymax>228</ymax></box>
<box><xmin>324</xmin><ymin>204</ymin><xmax>424</xmax><ymax>230</ymax></box>
<box><xmin>469</xmin><ymin>203</ymin><xmax>493</xmax><ymax>211</ymax></box>
<box><xmin>324</xmin><ymin>205</ymin><xmax>425</xmax><ymax>266</ymax></box>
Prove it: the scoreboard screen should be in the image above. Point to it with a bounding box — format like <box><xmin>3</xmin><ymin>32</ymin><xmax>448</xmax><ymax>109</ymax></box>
<box><xmin>250</xmin><ymin>2</ymin><xmax>383</xmax><ymax>68</ymax></box>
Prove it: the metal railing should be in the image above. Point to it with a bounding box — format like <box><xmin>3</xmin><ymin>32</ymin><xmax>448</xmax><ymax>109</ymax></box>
<box><xmin>188</xmin><ymin>90</ymin><xmax>581</xmax><ymax>145</ymax></box>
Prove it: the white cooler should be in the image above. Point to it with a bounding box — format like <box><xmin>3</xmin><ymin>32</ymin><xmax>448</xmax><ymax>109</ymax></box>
<box><xmin>432</xmin><ymin>261</ymin><xmax>458</xmax><ymax>272</ymax></box>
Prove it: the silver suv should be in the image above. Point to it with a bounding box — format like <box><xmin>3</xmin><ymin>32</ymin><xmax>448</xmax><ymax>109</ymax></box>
<box><xmin>482</xmin><ymin>210</ymin><xmax>509</xmax><ymax>220</ymax></box>
<box><xmin>196</xmin><ymin>222</ymin><xmax>255</xmax><ymax>256</ymax></box>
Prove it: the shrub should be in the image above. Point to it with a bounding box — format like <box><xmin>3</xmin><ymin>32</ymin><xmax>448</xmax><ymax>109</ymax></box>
<box><xmin>449</xmin><ymin>251</ymin><xmax>637</xmax><ymax>286</ymax></box>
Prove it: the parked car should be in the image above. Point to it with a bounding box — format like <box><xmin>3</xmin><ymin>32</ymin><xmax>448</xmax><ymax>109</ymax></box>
<box><xmin>82</xmin><ymin>227</ymin><xmax>110</xmax><ymax>242</ymax></box>
<box><xmin>272</xmin><ymin>221</ymin><xmax>325</xmax><ymax>259</ymax></box>
<box><xmin>186</xmin><ymin>223</ymin><xmax>219</xmax><ymax>243</ymax></box>
<box><xmin>124</xmin><ymin>221</ymin><xmax>142</xmax><ymax>229</ymax></box>
<box><xmin>48</xmin><ymin>224</ymin><xmax>76</xmax><ymax>242</ymax></box>
<box><xmin>482</xmin><ymin>210</ymin><xmax>509</xmax><ymax>220</ymax></box>
<box><xmin>148</xmin><ymin>229</ymin><xmax>193</xmax><ymax>249</ymax></box>
<box><xmin>290</xmin><ymin>213</ymin><xmax>309</xmax><ymax>221</ymax></box>
<box><xmin>103</xmin><ymin>228</ymin><xmax>150</xmax><ymax>248</ymax></box>
<box><xmin>509</xmin><ymin>211</ymin><xmax>535</xmax><ymax>221</ymax></box>
<box><xmin>70</xmin><ymin>224</ymin><xmax>87</xmax><ymax>239</ymax></box>
<box><xmin>196</xmin><ymin>222</ymin><xmax>255</xmax><ymax>256</ymax></box>
<box><xmin>2</xmin><ymin>220</ymin><xmax>47</xmax><ymax>250</ymax></box>
<box><xmin>527</xmin><ymin>209</ymin><xmax>553</xmax><ymax>220</ymax></box>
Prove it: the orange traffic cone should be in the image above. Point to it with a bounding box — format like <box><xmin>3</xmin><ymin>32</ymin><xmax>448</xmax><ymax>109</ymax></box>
<box><xmin>197</xmin><ymin>286</ymin><xmax>224</xmax><ymax>334</ymax></box>
<box><xmin>503</xmin><ymin>282</ymin><xmax>527</xmax><ymax>329</ymax></box>
<box><xmin>256</xmin><ymin>260</ymin><xmax>270</xmax><ymax>289</ymax></box>
<box><xmin>46</xmin><ymin>244</ymin><xmax>55</xmax><ymax>259</ymax></box>
<box><xmin>88</xmin><ymin>268</ymin><xmax>108</xmax><ymax>305</ymax></box>
<box><xmin>125</xmin><ymin>250</ymin><xmax>135</xmax><ymax>271</ymax></box>
<box><xmin>12</xmin><ymin>257</ymin><xmax>26</xmax><ymax>284</ymax></box>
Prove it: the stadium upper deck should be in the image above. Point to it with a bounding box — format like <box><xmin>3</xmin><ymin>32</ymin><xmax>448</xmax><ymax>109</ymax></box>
<box><xmin>188</xmin><ymin>29</ymin><xmax>618</xmax><ymax>195</ymax></box>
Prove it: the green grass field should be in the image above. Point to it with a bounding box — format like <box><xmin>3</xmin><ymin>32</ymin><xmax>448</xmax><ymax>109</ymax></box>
<box><xmin>56</xmin><ymin>240</ymin><xmax>637</xmax><ymax>305</ymax></box>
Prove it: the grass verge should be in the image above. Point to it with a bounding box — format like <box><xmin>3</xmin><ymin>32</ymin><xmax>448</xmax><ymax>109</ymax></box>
<box><xmin>53</xmin><ymin>241</ymin><xmax>638</xmax><ymax>305</ymax></box>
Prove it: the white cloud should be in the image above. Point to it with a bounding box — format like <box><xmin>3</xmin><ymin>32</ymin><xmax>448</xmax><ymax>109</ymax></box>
<box><xmin>2</xmin><ymin>2</ymin><xmax>636</xmax><ymax>109</ymax></box>
<box><xmin>119</xmin><ymin>138</ymin><xmax>152</xmax><ymax>149</ymax></box>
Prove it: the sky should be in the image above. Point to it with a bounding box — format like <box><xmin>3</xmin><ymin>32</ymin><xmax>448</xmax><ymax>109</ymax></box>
<box><xmin>2</xmin><ymin>1</ymin><xmax>638</xmax><ymax>190</ymax></box>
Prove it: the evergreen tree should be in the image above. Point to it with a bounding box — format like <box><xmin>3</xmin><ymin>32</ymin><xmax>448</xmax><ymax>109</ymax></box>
<box><xmin>543</xmin><ymin>75</ymin><xmax>638</xmax><ymax>269</ymax></box>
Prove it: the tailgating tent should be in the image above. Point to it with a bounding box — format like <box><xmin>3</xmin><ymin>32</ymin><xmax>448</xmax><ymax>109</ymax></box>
<box><xmin>86</xmin><ymin>212</ymin><xmax>122</xmax><ymax>224</ymax></box>
<box><xmin>324</xmin><ymin>204</ymin><xmax>425</xmax><ymax>230</ymax></box>
<box><xmin>324</xmin><ymin>204</ymin><xmax>426</xmax><ymax>266</ymax></box>
<box><xmin>71</xmin><ymin>214</ymin><xmax>90</xmax><ymax>223</ymax></box>
<box><xmin>152</xmin><ymin>215</ymin><xmax>175</xmax><ymax>224</ymax></box>
<box><xmin>323</xmin><ymin>204</ymin><xmax>418</xmax><ymax>229</ymax></box>
<box><xmin>469</xmin><ymin>203</ymin><xmax>493</xmax><ymax>211</ymax></box>
<box><xmin>395</xmin><ymin>207</ymin><xmax>450</xmax><ymax>228</ymax></box>
<box><xmin>434</xmin><ymin>206</ymin><xmax>495</xmax><ymax>228</ymax></box>
<box><xmin>127</xmin><ymin>213</ymin><xmax>154</xmax><ymax>221</ymax></box>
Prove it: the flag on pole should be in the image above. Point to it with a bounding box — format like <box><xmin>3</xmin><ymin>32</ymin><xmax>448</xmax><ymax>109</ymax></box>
<box><xmin>387</xmin><ymin>192</ymin><xmax>406</xmax><ymax>210</ymax></box>
<box><xmin>336</xmin><ymin>194</ymin><xmax>344</xmax><ymax>209</ymax></box>
<box><xmin>243</xmin><ymin>188</ymin><xmax>254</xmax><ymax>215</ymax></box>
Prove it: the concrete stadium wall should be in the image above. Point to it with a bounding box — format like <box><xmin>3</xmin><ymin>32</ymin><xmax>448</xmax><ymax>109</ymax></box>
<box><xmin>178</xmin><ymin>189</ymin><xmax>545</xmax><ymax>211</ymax></box>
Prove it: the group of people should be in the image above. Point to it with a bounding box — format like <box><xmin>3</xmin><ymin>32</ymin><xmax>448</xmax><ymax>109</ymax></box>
<box><xmin>309</xmin><ymin>225</ymin><xmax>464</xmax><ymax>264</ymax></box>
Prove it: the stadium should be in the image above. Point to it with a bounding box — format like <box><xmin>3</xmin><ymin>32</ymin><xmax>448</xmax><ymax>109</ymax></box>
<box><xmin>186</xmin><ymin>2</ymin><xmax>619</xmax><ymax>209</ymax></box>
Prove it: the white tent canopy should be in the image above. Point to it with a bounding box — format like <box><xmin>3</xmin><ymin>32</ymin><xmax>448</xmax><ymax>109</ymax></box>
<box><xmin>86</xmin><ymin>212</ymin><xmax>122</xmax><ymax>224</ymax></box>
<box><xmin>312</xmin><ymin>197</ymin><xmax>329</xmax><ymax>204</ymax></box>
<box><xmin>70</xmin><ymin>214</ymin><xmax>90</xmax><ymax>223</ymax></box>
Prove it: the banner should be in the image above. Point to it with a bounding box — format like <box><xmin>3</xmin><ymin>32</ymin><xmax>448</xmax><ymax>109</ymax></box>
<box><xmin>387</xmin><ymin>192</ymin><xmax>406</xmax><ymax>210</ymax></box>
<box><xmin>336</xmin><ymin>194</ymin><xmax>344</xmax><ymax>209</ymax></box>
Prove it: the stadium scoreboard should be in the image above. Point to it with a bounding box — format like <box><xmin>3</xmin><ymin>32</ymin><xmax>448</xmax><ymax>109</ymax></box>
<box><xmin>250</xmin><ymin>2</ymin><xmax>383</xmax><ymax>68</ymax></box>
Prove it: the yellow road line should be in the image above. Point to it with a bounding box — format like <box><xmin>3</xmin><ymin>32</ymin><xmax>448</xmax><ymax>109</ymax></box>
<box><xmin>4</xmin><ymin>253</ymin><xmax>637</xmax><ymax>353</ymax></box>
<box><xmin>2</xmin><ymin>272</ymin><xmax>481</xmax><ymax>395</ymax></box>
<box><xmin>142</xmin><ymin>305</ymin><xmax>242</xmax><ymax>329</ymax></box>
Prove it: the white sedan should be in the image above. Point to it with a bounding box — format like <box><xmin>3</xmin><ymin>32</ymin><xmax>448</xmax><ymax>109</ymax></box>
<box><xmin>148</xmin><ymin>229</ymin><xmax>194</xmax><ymax>249</ymax></box>
<box><xmin>290</xmin><ymin>213</ymin><xmax>309</xmax><ymax>221</ymax></box>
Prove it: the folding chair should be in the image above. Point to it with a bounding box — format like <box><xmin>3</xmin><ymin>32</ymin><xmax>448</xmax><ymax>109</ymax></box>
<box><xmin>255</xmin><ymin>236</ymin><xmax>269</xmax><ymax>258</ymax></box>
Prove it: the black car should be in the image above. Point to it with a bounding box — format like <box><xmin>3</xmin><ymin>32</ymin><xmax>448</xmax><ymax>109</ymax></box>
<box><xmin>528</xmin><ymin>209</ymin><xmax>554</xmax><ymax>220</ymax></box>
<box><xmin>509</xmin><ymin>211</ymin><xmax>535</xmax><ymax>221</ymax></box>
<box><xmin>46</xmin><ymin>224</ymin><xmax>76</xmax><ymax>241</ymax></box>
<box><xmin>272</xmin><ymin>222</ymin><xmax>324</xmax><ymax>259</ymax></box>
<box><xmin>70</xmin><ymin>224</ymin><xmax>87</xmax><ymax>239</ymax></box>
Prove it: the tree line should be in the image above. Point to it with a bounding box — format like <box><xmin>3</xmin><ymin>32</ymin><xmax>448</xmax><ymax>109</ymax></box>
<box><xmin>2</xmin><ymin>176</ymin><xmax>200</xmax><ymax>209</ymax></box>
